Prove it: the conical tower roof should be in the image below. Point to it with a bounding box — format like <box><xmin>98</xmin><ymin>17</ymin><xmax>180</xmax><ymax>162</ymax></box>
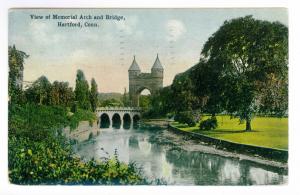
<box><xmin>151</xmin><ymin>54</ymin><xmax>164</xmax><ymax>70</ymax></box>
<box><xmin>128</xmin><ymin>56</ymin><xmax>141</xmax><ymax>71</ymax></box>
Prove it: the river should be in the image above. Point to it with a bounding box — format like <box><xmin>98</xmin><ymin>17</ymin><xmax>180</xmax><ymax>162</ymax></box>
<box><xmin>72</xmin><ymin>124</ymin><xmax>288</xmax><ymax>185</ymax></box>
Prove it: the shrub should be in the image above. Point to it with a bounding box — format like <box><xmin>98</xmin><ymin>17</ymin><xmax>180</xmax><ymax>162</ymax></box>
<box><xmin>174</xmin><ymin>111</ymin><xmax>196</xmax><ymax>127</ymax></box>
<box><xmin>69</xmin><ymin>109</ymin><xmax>96</xmax><ymax>130</ymax></box>
<box><xmin>8</xmin><ymin>135</ymin><xmax>146</xmax><ymax>185</ymax></box>
<box><xmin>199</xmin><ymin>117</ymin><xmax>218</xmax><ymax>130</ymax></box>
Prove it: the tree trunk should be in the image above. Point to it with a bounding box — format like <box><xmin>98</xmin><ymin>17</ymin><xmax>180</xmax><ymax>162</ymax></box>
<box><xmin>246</xmin><ymin>118</ymin><xmax>252</xmax><ymax>131</ymax></box>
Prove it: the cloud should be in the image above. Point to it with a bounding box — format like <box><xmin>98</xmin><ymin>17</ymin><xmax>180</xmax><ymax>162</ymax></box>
<box><xmin>166</xmin><ymin>19</ymin><xmax>186</xmax><ymax>41</ymax></box>
<box><xmin>29</xmin><ymin>20</ymin><xmax>63</xmax><ymax>47</ymax></box>
<box><xmin>115</xmin><ymin>15</ymin><xmax>138</xmax><ymax>35</ymax></box>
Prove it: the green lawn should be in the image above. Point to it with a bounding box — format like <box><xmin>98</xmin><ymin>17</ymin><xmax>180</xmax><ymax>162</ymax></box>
<box><xmin>171</xmin><ymin>115</ymin><xmax>288</xmax><ymax>150</ymax></box>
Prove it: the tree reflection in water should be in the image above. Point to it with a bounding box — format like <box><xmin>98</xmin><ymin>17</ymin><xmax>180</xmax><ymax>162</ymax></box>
<box><xmin>74</xmin><ymin>126</ymin><xmax>287</xmax><ymax>185</ymax></box>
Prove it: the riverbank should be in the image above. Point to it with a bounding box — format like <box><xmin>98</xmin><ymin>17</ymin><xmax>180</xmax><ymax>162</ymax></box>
<box><xmin>142</xmin><ymin>118</ymin><xmax>170</xmax><ymax>128</ymax></box>
<box><xmin>141</xmin><ymin>118</ymin><xmax>287</xmax><ymax>171</ymax></box>
<box><xmin>63</xmin><ymin>121</ymin><xmax>100</xmax><ymax>142</ymax></box>
<box><xmin>160</xmin><ymin>129</ymin><xmax>287</xmax><ymax>174</ymax></box>
<box><xmin>167</xmin><ymin>124</ymin><xmax>287</xmax><ymax>171</ymax></box>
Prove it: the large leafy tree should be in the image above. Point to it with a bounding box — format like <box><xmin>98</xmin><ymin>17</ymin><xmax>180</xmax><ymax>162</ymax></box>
<box><xmin>171</xmin><ymin>73</ymin><xmax>200</xmax><ymax>113</ymax></box>
<box><xmin>144</xmin><ymin>86</ymin><xmax>173</xmax><ymax>118</ymax></box>
<box><xmin>8</xmin><ymin>45</ymin><xmax>28</xmax><ymax>104</ymax></box>
<box><xmin>90</xmin><ymin>78</ymin><xmax>99</xmax><ymax>112</ymax></box>
<box><xmin>201</xmin><ymin>15</ymin><xmax>288</xmax><ymax>131</ymax></box>
<box><xmin>25</xmin><ymin>76</ymin><xmax>52</xmax><ymax>105</ymax></box>
<box><xmin>191</xmin><ymin>59</ymin><xmax>225</xmax><ymax>116</ymax></box>
<box><xmin>50</xmin><ymin>81</ymin><xmax>74</xmax><ymax>107</ymax></box>
<box><xmin>74</xmin><ymin>70</ymin><xmax>91</xmax><ymax>110</ymax></box>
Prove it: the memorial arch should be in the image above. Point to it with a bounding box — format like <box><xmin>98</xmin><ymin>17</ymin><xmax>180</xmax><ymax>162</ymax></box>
<box><xmin>128</xmin><ymin>54</ymin><xmax>164</xmax><ymax>107</ymax></box>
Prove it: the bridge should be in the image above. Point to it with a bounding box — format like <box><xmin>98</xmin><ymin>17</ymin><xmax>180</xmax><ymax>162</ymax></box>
<box><xmin>96</xmin><ymin>107</ymin><xmax>142</xmax><ymax>129</ymax></box>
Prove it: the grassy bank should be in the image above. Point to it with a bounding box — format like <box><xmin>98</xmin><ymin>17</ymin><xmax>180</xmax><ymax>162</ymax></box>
<box><xmin>171</xmin><ymin>115</ymin><xmax>288</xmax><ymax>150</ymax></box>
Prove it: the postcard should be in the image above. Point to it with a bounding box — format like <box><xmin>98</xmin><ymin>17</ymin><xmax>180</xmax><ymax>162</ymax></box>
<box><xmin>8</xmin><ymin>8</ymin><xmax>288</xmax><ymax>186</ymax></box>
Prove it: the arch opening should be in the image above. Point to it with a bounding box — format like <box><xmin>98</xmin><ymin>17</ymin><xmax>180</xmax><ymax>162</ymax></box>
<box><xmin>123</xmin><ymin>113</ymin><xmax>131</xmax><ymax>129</ymax></box>
<box><xmin>112</xmin><ymin>113</ymin><xmax>121</xmax><ymax>129</ymax></box>
<box><xmin>100</xmin><ymin>113</ymin><xmax>110</xmax><ymax>128</ymax></box>
<box><xmin>133</xmin><ymin>114</ymin><xmax>140</xmax><ymax>129</ymax></box>
<box><xmin>137</xmin><ymin>88</ymin><xmax>151</xmax><ymax>109</ymax></box>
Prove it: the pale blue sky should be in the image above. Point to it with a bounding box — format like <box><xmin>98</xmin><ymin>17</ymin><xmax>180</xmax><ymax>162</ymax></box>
<box><xmin>9</xmin><ymin>8</ymin><xmax>288</xmax><ymax>93</ymax></box>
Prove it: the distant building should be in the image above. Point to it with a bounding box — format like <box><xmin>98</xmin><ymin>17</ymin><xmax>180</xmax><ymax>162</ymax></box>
<box><xmin>128</xmin><ymin>54</ymin><xmax>164</xmax><ymax>107</ymax></box>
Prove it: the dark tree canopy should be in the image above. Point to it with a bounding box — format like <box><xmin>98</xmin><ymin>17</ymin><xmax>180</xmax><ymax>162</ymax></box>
<box><xmin>200</xmin><ymin>15</ymin><xmax>288</xmax><ymax>130</ymax></box>
<box><xmin>49</xmin><ymin>81</ymin><xmax>74</xmax><ymax>107</ymax></box>
<box><xmin>25</xmin><ymin>76</ymin><xmax>51</xmax><ymax>105</ymax></box>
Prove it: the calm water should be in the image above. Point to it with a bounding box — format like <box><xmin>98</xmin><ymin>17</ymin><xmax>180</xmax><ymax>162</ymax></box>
<box><xmin>73</xmin><ymin>125</ymin><xmax>288</xmax><ymax>185</ymax></box>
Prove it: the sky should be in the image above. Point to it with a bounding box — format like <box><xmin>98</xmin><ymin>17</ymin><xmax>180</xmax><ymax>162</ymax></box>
<box><xmin>9</xmin><ymin>8</ymin><xmax>288</xmax><ymax>93</ymax></box>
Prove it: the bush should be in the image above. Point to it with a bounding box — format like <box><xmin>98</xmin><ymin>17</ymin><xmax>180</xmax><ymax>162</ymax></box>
<box><xmin>174</xmin><ymin>111</ymin><xmax>196</xmax><ymax>127</ymax></box>
<box><xmin>8</xmin><ymin>135</ymin><xmax>146</xmax><ymax>185</ymax></box>
<box><xmin>199</xmin><ymin>117</ymin><xmax>218</xmax><ymax>130</ymax></box>
<box><xmin>69</xmin><ymin>109</ymin><xmax>96</xmax><ymax>130</ymax></box>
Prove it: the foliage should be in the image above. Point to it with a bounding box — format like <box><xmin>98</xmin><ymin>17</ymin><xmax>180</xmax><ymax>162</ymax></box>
<box><xmin>8</xmin><ymin>45</ymin><xmax>28</xmax><ymax>104</ymax></box>
<box><xmin>122</xmin><ymin>88</ymin><xmax>130</xmax><ymax>107</ymax></box>
<box><xmin>174</xmin><ymin>111</ymin><xmax>197</xmax><ymax>127</ymax></box>
<box><xmin>9</xmin><ymin>135</ymin><xmax>145</xmax><ymax>185</ymax></box>
<box><xmin>8</xmin><ymin>103</ymin><xmax>147</xmax><ymax>185</ymax></box>
<box><xmin>25</xmin><ymin>76</ymin><xmax>52</xmax><ymax>105</ymax></box>
<box><xmin>199</xmin><ymin>15</ymin><xmax>288</xmax><ymax>131</ymax></box>
<box><xmin>8</xmin><ymin>103</ymin><xmax>68</xmax><ymax>141</ymax></box>
<box><xmin>143</xmin><ymin>87</ymin><xmax>174</xmax><ymax>118</ymax></box>
<box><xmin>69</xmin><ymin>109</ymin><xmax>96</xmax><ymax>130</ymax></box>
<box><xmin>90</xmin><ymin>78</ymin><xmax>99</xmax><ymax>112</ymax></box>
<box><xmin>256</xmin><ymin>73</ymin><xmax>288</xmax><ymax>117</ymax></box>
<box><xmin>139</xmin><ymin>95</ymin><xmax>151</xmax><ymax>110</ymax></box>
<box><xmin>199</xmin><ymin>117</ymin><xmax>218</xmax><ymax>130</ymax></box>
<box><xmin>171</xmin><ymin>73</ymin><xmax>200</xmax><ymax>112</ymax></box>
<box><xmin>75</xmin><ymin>70</ymin><xmax>91</xmax><ymax>110</ymax></box>
<box><xmin>49</xmin><ymin>81</ymin><xmax>74</xmax><ymax>107</ymax></box>
<box><xmin>190</xmin><ymin>59</ymin><xmax>225</xmax><ymax>116</ymax></box>
<box><xmin>100</xmin><ymin>98</ymin><xmax>124</xmax><ymax>107</ymax></box>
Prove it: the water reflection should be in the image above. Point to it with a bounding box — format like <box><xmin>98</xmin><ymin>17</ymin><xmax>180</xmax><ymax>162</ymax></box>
<box><xmin>73</xmin><ymin>126</ymin><xmax>287</xmax><ymax>185</ymax></box>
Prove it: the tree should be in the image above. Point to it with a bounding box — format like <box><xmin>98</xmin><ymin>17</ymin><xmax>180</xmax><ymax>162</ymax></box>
<box><xmin>122</xmin><ymin>88</ymin><xmax>130</xmax><ymax>107</ymax></box>
<box><xmin>25</xmin><ymin>76</ymin><xmax>51</xmax><ymax>105</ymax></box>
<box><xmin>74</xmin><ymin>70</ymin><xmax>91</xmax><ymax>110</ymax></box>
<box><xmin>8</xmin><ymin>45</ymin><xmax>28</xmax><ymax>104</ymax></box>
<box><xmin>139</xmin><ymin>95</ymin><xmax>151</xmax><ymax>110</ymax></box>
<box><xmin>201</xmin><ymin>15</ymin><xmax>288</xmax><ymax>131</ymax></box>
<box><xmin>191</xmin><ymin>59</ymin><xmax>225</xmax><ymax>117</ymax></box>
<box><xmin>90</xmin><ymin>78</ymin><xmax>99</xmax><ymax>112</ymax></box>
<box><xmin>171</xmin><ymin>73</ymin><xmax>200</xmax><ymax>113</ymax></box>
<box><xmin>145</xmin><ymin>86</ymin><xmax>174</xmax><ymax>118</ymax></box>
<box><xmin>100</xmin><ymin>98</ymin><xmax>124</xmax><ymax>107</ymax></box>
<box><xmin>49</xmin><ymin>81</ymin><xmax>74</xmax><ymax>107</ymax></box>
<box><xmin>256</xmin><ymin>73</ymin><xmax>288</xmax><ymax>117</ymax></box>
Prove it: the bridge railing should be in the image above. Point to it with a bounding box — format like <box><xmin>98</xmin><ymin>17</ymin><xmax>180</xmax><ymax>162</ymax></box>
<box><xmin>96</xmin><ymin>107</ymin><xmax>142</xmax><ymax>112</ymax></box>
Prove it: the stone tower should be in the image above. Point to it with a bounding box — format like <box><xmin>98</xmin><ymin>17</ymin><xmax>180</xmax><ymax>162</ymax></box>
<box><xmin>128</xmin><ymin>54</ymin><xmax>164</xmax><ymax>107</ymax></box>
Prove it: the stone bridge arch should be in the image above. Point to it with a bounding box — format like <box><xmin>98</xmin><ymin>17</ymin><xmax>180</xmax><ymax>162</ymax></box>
<box><xmin>96</xmin><ymin>107</ymin><xmax>141</xmax><ymax>129</ymax></box>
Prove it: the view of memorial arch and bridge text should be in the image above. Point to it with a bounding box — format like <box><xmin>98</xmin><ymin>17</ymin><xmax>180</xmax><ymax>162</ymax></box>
<box><xmin>8</xmin><ymin>8</ymin><xmax>288</xmax><ymax>185</ymax></box>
